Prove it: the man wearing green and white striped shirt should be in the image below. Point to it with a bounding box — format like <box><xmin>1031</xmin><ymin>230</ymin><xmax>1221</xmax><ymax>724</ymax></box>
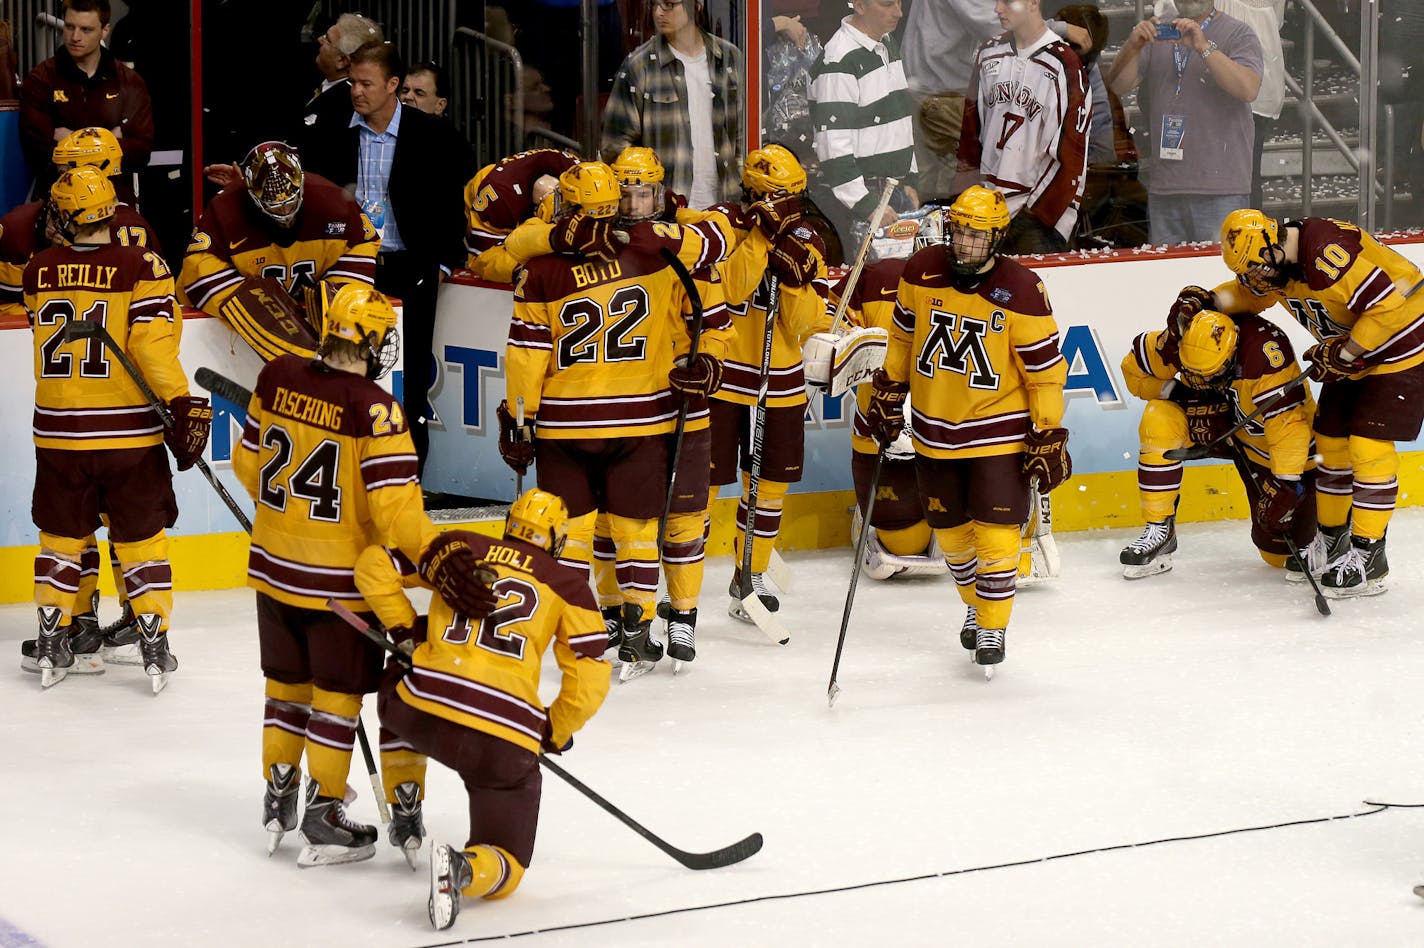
<box><xmin>809</xmin><ymin>0</ymin><xmax>919</xmax><ymax>259</ymax></box>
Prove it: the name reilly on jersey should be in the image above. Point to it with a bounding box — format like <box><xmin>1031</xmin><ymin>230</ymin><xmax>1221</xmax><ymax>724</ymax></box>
<box><xmin>269</xmin><ymin>386</ymin><xmax>344</xmax><ymax>430</ymax></box>
<box><xmin>32</xmin><ymin>263</ymin><xmax>120</xmax><ymax>290</ymax></box>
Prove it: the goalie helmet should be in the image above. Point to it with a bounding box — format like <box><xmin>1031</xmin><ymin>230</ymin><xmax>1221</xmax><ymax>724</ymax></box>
<box><xmin>947</xmin><ymin>186</ymin><xmax>1010</xmax><ymax>276</ymax></box>
<box><xmin>557</xmin><ymin>162</ymin><xmax>621</xmax><ymax>220</ymax></box>
<box><xmin>1220</xmin><ymin>208</ymin><xmax>1287</xmax><ymax>294</ymax></box>
<box><xmin>52</xmin><ymin>127</ymin><xmax>123</xmax><ymax>176</ymax></box>
<box><xmin>611</xmin><ymin>147</ymin><xmax>666</xmax><ymax>224</ymax></box>
<box><xmin>1177</xmin><ymin>310</ymin><xmax>1239</xmax><ymax>391</ymax></box>
<box><xmin>242</xmin><ymin>141</ymin><xmax>305</xmax><ymax>228</ymax></box>
<box><xmin>741</xmin><ymin>144</ymin><xmax>806</xmax><ymax>197</ymax></box>
<box><xmin>505</xmin><ymin>488</ymin><xmax>569</xmax><ymax>557</ymax></box>
<box><xmin>318</xmin><ymin>283</ymin><xmax>400</xmax><ymax>379</ymax></box>
<box><xmin>50</xmin><ymin>167</ymin><xmax>117</xmax><ymax>236</ymax></box>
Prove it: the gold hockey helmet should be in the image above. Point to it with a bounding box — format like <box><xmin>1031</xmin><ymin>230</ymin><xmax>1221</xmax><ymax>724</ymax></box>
<box><xmin>741</xmin><ymin>144</ymin><xmax>807</xmax><ymax>197</ymax></box>
<box><xmin>242</xmin><ymin>141</ymin><xmax>305</xmax><ymax>228</ymax></box>
<box><xmin>319</xmin><ymin>283</ymin><xmax>400</xmax><ymax>379</ymax></box>
<box><xmin>1220</xmin><ymin>208</ymin><xmax>1290</xmax><ymax>294</ymax></box>
<box><xmin>557</xmin><ymin>162</ymin><xmax>621</xmax><ymax>219</ymax></box>
<box><xmin>611</xmin><ymin>147</ymin><xmax>665</xmax><ymax>186</ymax></box>
<box><xmin>506</xmin><ymin>488</ymin><xmax>569</xmax><ymax>556</ymax></box>
<box><xmin>946</xmin><ymin>186</ymin><xmax>1010</xmax><ymax>275</ymax></box>
<box><xmin>50</xmin><ymin>167</ymin><xmax>117</xmax><ymax>233</ymax></box>
<box><xmin>1178</xmin><ymin>310</ymin><xmax>1240</xmax><ymax>390</ymax></box>
<box><xmin>52</xmin><ymin>127</ymin><xmax>123</xmax><ymax>176</ymax></box>
<box><xmin>612</xmin><ymin>147</ymin><xmax>666</xmax><ymax>223</ymax></box>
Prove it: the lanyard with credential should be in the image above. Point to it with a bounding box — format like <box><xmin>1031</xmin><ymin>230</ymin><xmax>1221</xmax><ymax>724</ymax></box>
<box><xmin>1172</xmin><ymin>12</ymin><xmax>1215</xmax><ymax>95</ymax></box>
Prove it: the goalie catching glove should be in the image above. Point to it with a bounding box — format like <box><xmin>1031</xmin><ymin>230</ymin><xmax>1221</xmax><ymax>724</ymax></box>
<box><xmin>866</xmin><ymin>370</ymin><xmax>909</xmax><ymax>447</ymax></box>
<box><xmin>218</xmin><ymin>275</ymin><xmax>319</xmax><ymax>362</ymax></box>
<box><xmin>1254</xmin><ymin>473</ymin><xmax>1304</xmax><ymax>533</ymax></box>
<box><xmin>419</xmin><ymin>533</ymin><xmax>499</xmax><ymax>620</ymax></box>
<box><xmin>497</xmin><ymin>399</ymin><xmax>536</xmax><ymax>475</ymax></box>
<box><xmin>165</xmin><ymin>395</ymin><xmax>213</xmax><ymax>470</ymax></box>
<box><xmin>1023</xmin><ymin>426</ymin><xmax>1071</xmax><ymax>492</ymax></box>
<box><xmin>803</xmin><ymin>327</ymin><xmax>888</xmax><ymax>397</ymax></box>
<box><xmin>668</xmin><ymin>352</ymin><xmax>723</xmax><ymax>399</ymax></box>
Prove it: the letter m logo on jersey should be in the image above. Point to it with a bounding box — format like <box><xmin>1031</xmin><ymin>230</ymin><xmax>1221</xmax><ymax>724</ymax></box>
<box><xmin>915</xmin><ymin>308</ymin><xmax>1000</xmax><ymax>390</ymax></box>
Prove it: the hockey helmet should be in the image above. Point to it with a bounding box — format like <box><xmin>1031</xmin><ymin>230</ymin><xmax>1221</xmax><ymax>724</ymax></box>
<box><xmin>1177</xmin><ymin>310</ymin><xmax>1239</xmax><ymax>390</ymax></box>
<box><xmin>557</xmin><ymin>162</ymin><xmax>621</xmax><ymax>220</ymax></box>
<box><xmin>52</xmin><ymin>127</ymin><xmax>123</xmax><ymax>176</ymax></box>
<box><xmin>1220</xmin><ymin>209</ymin><xmax>1287</xmax><ymax>294</ymax></box>
<box><xmin>741</xmin><ymin>144</ymin><xmax>807</xmax><ymax>197</ymax></box>
<box><xmin>50</xmin><ymin>167</ymin><xmax>117</xmax><ymax>236</ymax></box>
<box><xmin>612</xmin><ymin>147</ymin><xmax>666</xmax><ymax>223</ymax></box>
<box><xmin>318</xmin><ymin>283</ymin><xmax>400</xmax><ymax>379</ymax></box>
<box><xmin>242</xmin><ymin>141</ymin><xmax>305</xmax><ymax>228</ymax></box>
<box><xmin>505</xmin><ymin>488</ymin><xmax>569</xmax><ymax>556</ymax></box>
<box><xmin>946</xmin><ymin>186</ymin><xmax>1010</xmax><ymax>276</ymax></box>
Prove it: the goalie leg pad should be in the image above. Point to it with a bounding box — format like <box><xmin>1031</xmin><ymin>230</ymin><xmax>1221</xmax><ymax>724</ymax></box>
<box><xmin>802</xmin><ymin>327</ymin><xmax>889</xmax><ymax>396</ymax></box>
<box><xmin>219</xmin><ymin>276</ymin><xmax>319</xmax><ymax>362</ymax></box>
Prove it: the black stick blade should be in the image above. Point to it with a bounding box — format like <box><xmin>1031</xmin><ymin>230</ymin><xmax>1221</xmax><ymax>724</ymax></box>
<box><xmin>1315</xmin><ymin>593</ymin><xmax>1332</xmax><ymax>616</ymax></box>
<box><xmin>62</xmin><ymin>318</ymin><xmax>103</xmax><ymax>341</ymax></box>
<box><xmin>1163</xmin><ymin>445</ymin><xmax>1210</xmax><ymax>461</ymax></box>
<box><xmin>195</xmin><ymin>367</ymin><xmax>254</xmax><ymax>408</ymax></box>
<box><xmin>675</xmin><ymin>831</ymin><xmax>764</xmax><ymax>870</ymax></box>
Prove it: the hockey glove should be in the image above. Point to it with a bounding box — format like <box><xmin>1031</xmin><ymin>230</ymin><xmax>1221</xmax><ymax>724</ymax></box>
<box><xmin>541</xmin><ymin>718</ymin><xmax>573</xmax><ymax>756</ymax></box>
<box><xmin>866</xmin><ymin>370</ymin><xmax>909</xmax><ymax>447</ymax></box>
<box><xmin>768</xmin><ymin>223</ymin><xmax>823</xmax><ymax>288</ymax></box>
<box><xmin>419</xmin><ymin>534</ymin><xmax>499</xmax><ymax>620</ymax></box>
<box><xmin>1305</xmin><ymin>336</ymin><xmax>1362</xmax><ymax>383</ymax></box>
<box><xmin>496</xmin><ymin>399</ymin><xmax>536</xmax><ymax>475</ymax></box>
<box><xmin>165</xmin><ymin>395</ymin><xmax>213</xmax><ymax>471</ymax></box>
<box><xmin>663</xmin><ymin>189</ymin><xmax>688</xmax><ymax>219</ymax></box>
<box><xmin>549</xmin><ymin>212</ymin><xmax>629</xmax><ymax>261</ymax></box>
<box><xmin>748</xmin><ymin>193</ymin><xmax>803</xmax><ymax>239</ymax></box>
<box><xmin>1255</xmin><ymin>474</ymin><xmax>1304</xmax><ymax>533</ymax></box>
<box><xmin>1023</xmin><ymin>426</ymin><xmax>1072</xmax><ymax>492</ymax></box>
<box><xmin>1166</xmin><ymin>285</ymin><xmax>1216</xmax><ymax>345</ymax></box>
<box><xmin>668</xmin><ymin>352</ymin><xmax>723</xmax><ymax>399</ymax></box>
<box><xmin>388</xmin><ymin>615</ymin><xmax>429</xmax><ymax>657</ymax></box>
<box><xmin>1167</xmin><ymin>383</ymin><xmax>1234</xmax><ymax>446</ymax></box>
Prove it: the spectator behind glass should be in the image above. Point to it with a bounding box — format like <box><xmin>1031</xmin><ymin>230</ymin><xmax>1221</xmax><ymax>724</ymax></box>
<box><xmin>601</xmin><ymin>0</ymin><xmax>744</xmax><ymax>209</ymax></box>
<box><xmin>809</xmin><ymin>0</ymin><xmax>919</xmax><ymax>259</ymax></box>
<box><xmin>509</xmin><ymin>0</ymin><xmax>623</xmax><ymax>142</ymax></box>
<box><xmin>295</xmin><ymin>13</ymin><xmax>383</xmax><ymax>182</ymax></box>
<box><xmin>1107</xmin><ymin>0</ymin><xmax>1263</xmax><ymax>246</ymax></box>
<box><xmin>1214</xmin><ymin>0</ymin><xmax>1286</xmax><ymax>210</ymax></box>
<box><xmin>401</xmin><ymin>61</ymin><xmax>448</xmax><ymax>118</ymax></box>
<box><xmin>18</xmin><ymin>0</ymin><xmax>154</xmax><ymax>201</ymax></box>
<box><xmin>763</xmin><ymin>1</ymin><xmax>824</xmax><ymax>164</ymax></box>
<box><xmin>506</xmin><ymin>65</ymin><xmax>558</xmax><ymax>150</ymax></box>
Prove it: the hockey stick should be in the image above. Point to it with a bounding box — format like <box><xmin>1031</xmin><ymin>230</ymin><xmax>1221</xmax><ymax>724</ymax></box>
<box><xmin>658</xmin><ymin>247</ymin><xmax>704</xmax><ymax>559</ymax></box>
<box><xmin>736</xmin><ymin>273</ymin><xmax>792</xmax><ymax>645</ymax></box>
<box><xmin>1163</xmin><ymin>371</ymin><xmax>1310</xmax><ymax>461</ymax></box>
<box><xmin>1227</xmin><ymin>446</ymin><xmax>1330</xmax><ymax>617</ymax></box>
<box><xmin>327</xmin><ymin>599</ymin><xmax>764</xmax><ymax>870</ymax></box>
<box><xmin>195</xmin><ymin>366</ymin><xmax>254</xmax><ymax>409</ymax></box>
<box><xmin>515</xmin><ymin>396</ymin><xmax>526</xmax><ymax>497</ymax></box>
<box><xmin>828</xmin><ymin>177</ymin><xmax>899</xmax><ymax>336</ymax></box>
<box><xmin>354</xmin><ymin>715</ymin><xmax>391</xmax><ymax>824</ymax></box>
<box><xmin>827</xmin><ymin>448</ymin><xmax>886</xmax><ymax>707</ymax></box>
<box><xmin>61</xmin><ymin>321</ymin><xmax>253</xmax><ymax>532</ymax></box>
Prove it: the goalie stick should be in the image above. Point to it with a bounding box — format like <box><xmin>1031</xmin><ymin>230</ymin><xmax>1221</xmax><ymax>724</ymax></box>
<box><xmin>62</xmin><ymin>321</ymin><xmax>253</xmax><ymax>533</ymax></box>
<box><xmin>827</xmin><ymin>448</ymin><xmax>886</xmax><ymax>707</ymax></box>
<box><xmin>828</xmin><ymin>176</ymin><xmax>899</xmax><ymax>336</ymax></box>
<box><xmin>327</xmin><ymin>600</ymin><xmax>763</xmax><ymax>870</ymax></box>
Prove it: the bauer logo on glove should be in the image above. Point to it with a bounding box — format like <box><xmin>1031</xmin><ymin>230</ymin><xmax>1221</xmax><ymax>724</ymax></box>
<box><xmin>802</xmin><ymin>327</ymin><xmax>888</xmax><ymax>397</ymax></box>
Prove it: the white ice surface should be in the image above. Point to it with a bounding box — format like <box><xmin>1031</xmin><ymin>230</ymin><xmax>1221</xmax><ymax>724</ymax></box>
<box><xmin>4</xmin><ymin>513</ymin><xmax>1424</xmax><ymax>947</ymax></box>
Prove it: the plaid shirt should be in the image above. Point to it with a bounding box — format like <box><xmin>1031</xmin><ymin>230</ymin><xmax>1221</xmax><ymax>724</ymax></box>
<box><xmin>600</xmin><ymin>33</ymin><xmax>744</xmax><ymax>206</ymax></box>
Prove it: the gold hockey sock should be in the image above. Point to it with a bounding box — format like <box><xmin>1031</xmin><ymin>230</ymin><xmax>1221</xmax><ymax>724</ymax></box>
<box><xmin>305</xmin><ymin>688</ymin><xmax>362</xmax><ymax>799</ymax></box>
<box><xmin>972</xmin><ymin>521</ymin><xmax>1021</xmax><ymax>632</ymax></box>
<box><xmin>112</xmin><ymin>530</ymin><xmax>172</xmax><ymax>630</ymax></box>
<box><xmin>463</xmin><ymin>844</ymin><xmax>527</xmax><ymax>900</ymax></box>
<box><xmin>609</xmin><ymin>513</ymin><xmax>659</xmax><ymax>620</ymax></box>
<box><xmin>1349</xmin><ymin>435</ymin><xmax>1397</xmax><ymax>541</ymax></box>
<box><xmin>34</xmin><ymin>532</ymin><xmax>87</xmax><ymax>622</ymax></box>
<box><xmin>664</xmin><ymin>509</ymin><xmax>708</xmax><ymax>611</ymax></box>
<box><xmin>1313</xmin><ymin>434</ymin><xmax>1353</xmax><ymax>529</ymax></box>
<box><xmin>733</xmin><ymin>476</ymin><xmax>789</xmax><ymax>574</ymax></box>
<box><xmin>262</xmin><ymin>678</ymin><xmax>312</xmax><ymax>778</ymax></box>
<box><xmin>592</xmin><ymin>512</ymin><xmax>621</xmax><ymax>609</ymax></box>
<box><xmin>933</xmin><ymin>522</ymin><xmax>978</xmax><ymax>608</ymax></box>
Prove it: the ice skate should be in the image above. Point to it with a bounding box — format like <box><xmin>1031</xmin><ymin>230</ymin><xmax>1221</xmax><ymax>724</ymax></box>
<box><xmin>99</xmin><ymin>604</ymin><xmax>142</xmax><ymax>664</ymax></box>
<box><xmin>727</xmin><ymin>570</ymin><xmax>779</xmax><ymax>621</ymax></box>
<box><xmin>665</xmin><ymin>606</ymin><xmax>697</xmax><ymax>673</ymax></box>
<box><xmin>975</xmin><ymin>627</ymin><xmax>1005</xmax><ymax>680</ymax></box>
<box><xmin>1284</xmin><ymin>524</ymin><xmax>1349</xmax><ymax>583</ymax></box>
<box><xmin>137</xmin><ymin>617</ymin><xmax>177</xmax><ymax>694</ymax></box>
<box><xmin>22</xmin><ymin>607</ymin><xmax>104</xmax><ymax>676</ymax></box>
<box><xmin>428</xmin><ymin>842</ymin><xmax>472</xmax><ymax>930</ymax></box>
<box><xmin>389</xmin><ymin>781</ymin><xmax>425</xmax><ymax>870</ymax></box>
<box><xmin>960</xmin><ymin>606</ymin><xmax>978</xmax><ymax>652</ymax></box>
<box><xmin>618</xmin><ymin>603</ymin><xmax>662</xmax><ymax>682</ymax></box>
<box><xmin>600</xmin><ymin>606</ymin><xmax>624</xmax><ymax>658</ymax></box>
<box><xmin>297</xmin><ymin>780</ymin><xmax>377</xmax><ymax>867</ymax></box>
<box><xmin>263</xmin><ymin>763</ymin><xmax>301</xmax><ymax>855</ymax></box>
<box><xmin>1320</xmin><ymin>535</ymin><xmax>1388</xmax><ymax>599</ymax></box>
<box><xmin>1120</xmin><ymin>517</ymin><xmax>1176</xmax><ymax>579</ymax></box>
<box><xmin>34</xmin><ymin>606</ymin><xmax>78</xmax><ymax>689</ymax></box>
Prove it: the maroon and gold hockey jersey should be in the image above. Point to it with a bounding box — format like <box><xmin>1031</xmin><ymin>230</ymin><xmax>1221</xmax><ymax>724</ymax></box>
<box><xmin>233</xmin><ymin>355</ymin><xmax>436</xmax><ymax>611</ymax></box>
<box><xmin>357</xmin><ymin>533</ymin><xmax>610</xmax><ymax>755</ymax></box>
<box><xmin>179</xmin><ymin>173</ymin><xmax>377</xmax><ymax>314</ymax></box>
<box><xmin>1</xmin><ymin>199</ymin><xmax>161</xmax><ymax>306</ymax></box>
<box><xmin>1214</xmin><ymin>218</ymin><xmax>1424</xmax><ymax>377</ymax></box>
<box><xmin>24</xmin><ymin>242</ymin><xmax>187</xmax><ymax>452</ymax></box>
<box><xmin>884</xmin><ymin>246</ymin><xmax>1067</xmax><ymax>459</ymax></box>
<box><xmin>464</xmin><ymin>148</ymin><xmax>579</xmax><ymax>266</ymax></box>
<box><xmin>834</xmin><ymin>257</ymin><xmax>907</xmax><ymax>455</ymax></box>
<box><xmin>1122</xmin><ymin>316</ymin><xmax>1314</xmax><ymax>477</ymax></box>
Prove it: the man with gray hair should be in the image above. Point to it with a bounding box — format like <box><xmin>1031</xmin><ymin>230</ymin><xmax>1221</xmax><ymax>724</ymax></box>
<box><xmin>295</xmin><ymin>13</ymin><xmax>383</xmax><ymax>179</ymax></box>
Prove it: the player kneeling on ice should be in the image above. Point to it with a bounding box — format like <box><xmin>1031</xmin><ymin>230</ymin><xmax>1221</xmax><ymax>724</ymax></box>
<box><xmin>1119</xmin><ymin>297</ymin><xmax>1317</xmax><ymax>579</ymax></box>
<box><xmin>362</xmin><ymin>490</ymin><xmax>611</xmax><ymax>931</ymax></box>
<box><xmin>868</xmin><ymin>186</ymin><xmax>1071</xmax><ymax>675</ymax></box>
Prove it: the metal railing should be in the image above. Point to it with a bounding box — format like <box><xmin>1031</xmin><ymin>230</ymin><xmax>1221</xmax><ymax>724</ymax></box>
<box><xmin>1</xmin><ymin>0</ymin><xmax>60</xmax><ymax>79</ymax></box>
<box><xmin>449</xmin><ymin>27</ymin><xmax>523</xmax><ymax>168</ymax></box>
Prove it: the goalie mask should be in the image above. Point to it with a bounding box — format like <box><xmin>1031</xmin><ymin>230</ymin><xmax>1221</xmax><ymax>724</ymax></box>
<box><xmin>741</xmin><ymin>144</ymin><xmax>807</xmax><ymax>200</ymax></box>
<box><xmin>947</xmin><ymin>186</ymin><xmax>1010</xmax><ymax>276</ymax></box>
<box><xmin>50</xmin><ymin>167</ymin><xmax>117</xmax><ymax>240</ymax></box>
<box><xmin>506</xmin><ymin>488</ymin><xmax>569</xmax><ymax>557</ymax></box>
<box><xmin>317</xmin><ymin>283</ymin><xmax>400</xmax><ymax>380</ymax></box>
<box><xmin>611</xmin><ymin>147</ymin><xmax>666</xmax><ymax>224</ymax></box>
<box><xmin>52</xmin><ymin>127</ymin><xmax>123</xmax><ymax>177</ymax></box>
<box><xmin>242</xmin><ymin>141</ymin><xmax>305</xmax><ymax>228</ymax></box>
<box><xmin>556</xmin><ymin>162</ymin><xmax>621</xmax><ymax>220</ymax></box>
<box><xmin>1220</xmin><ymin>209</ymin><xmax>1288</xmax><ymax>295</ymax></box>
<box><xmin>1177</xmin><ymin>310</ymin><xmax>1239</xmax><ymax>391</ymax></box>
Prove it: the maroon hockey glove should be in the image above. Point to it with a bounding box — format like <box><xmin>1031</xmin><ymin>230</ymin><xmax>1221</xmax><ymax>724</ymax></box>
<box><xmin>388</xmin><ymin>615</ymin><xmax>429</xmax><ymax>657</ymax></box>
<box><xmin>541</xmin><ymin>718</ymin><xmax>573</xmax><ymax>756</ymax></box>
<box><xmin>663</xmin><ymin>189</ymin><xmax>688</xmax><ymax>219</ymax></box>
<box><xmin>1254</xmin><ymin>474</ymin><xmax>1304</xmax><ymax>533</ymax></box>
<box><xmin>668</xmin><ymin>352</ymin><xmax>723</xmax><ymax>399</ymax></box>
<box><xmin>768</xmin><ymin>223</ymin><xmax>823</xmax><ymax>287</ymax></box>
<box><xmin>748</xmin><ymin>193</ymin><xmax>803</xmax><ymax>239</ymax></box>
<box><xmin>1305</xmin><ymin>336</ymin><xmax>1361</xmax><ymax>383</ymax></box>
<box><xmin>1166</xmin><ymin>285</ymin><xmax>1216</xmax><ymax>346</ymax></box>
<box><xmin>866</xmin><ymin>370</ymin><xmax>909</xmax><ymax>447</ymax></box>
<box><xmin>549</xmin><ymin>212</ymin><xmax>628</xmax><ymax>261</ymax></box>
<box><xmin>496</xmin><ymin>399</ymin><xmax>536</xmax><ymax>475</ymax></box>
<box><xmin>1168</xmin><ymin>384</ymin><xmax>1234</xmax><ymax>446</ymax></box>
<box><xmin>1023</xmin><ymin>426</ymin><xmax>1072</xmax><ymax>492</ymax></box>
<box><xmin>419</xmin><ymin>534</ymin><xmax>499</xmax><ymax>620</ymax></box>
<box><xmin>165</xmin><ymin>395</ymin><xmax>213</xmax><ymax>471</ymax></box>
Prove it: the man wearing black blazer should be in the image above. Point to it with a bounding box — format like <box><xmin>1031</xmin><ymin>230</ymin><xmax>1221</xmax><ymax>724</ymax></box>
<box><xmin>327</xmin><ymin>42</ymin><xmax>478</xmax><ymax>472</ymax></box>
<box><xmin>293</xmin><ymin>13</ymin><xmax>383</xmax><ymax>181</ymax></box>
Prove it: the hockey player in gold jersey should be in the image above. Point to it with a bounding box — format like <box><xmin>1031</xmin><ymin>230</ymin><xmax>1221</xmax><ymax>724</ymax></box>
<box><xmin>868</xmin><ymin>186</ymin><xmax>1070</xmax><ymax>674</ymax></box>
<box><xmin>24</xmin><ymin>168</ymin><xmax>211</xmax><ymax>691</ymax></box>
<box><xmin>234</xmin><ymin>283</ymin><xmax>496</xmax><ymax>866</ymax></box>
<box><xmin>180</xmin><ymin>141</ymin><xmax>378</xmax><ymax>361</ymax></box>
<box><xmin>501</xmin><ymin>161</ymin><xmax>733</xmax><ymax>670</ymax></box>
<box><xmin>707</xmin><ymin>144</ymin><xmax>830</xmax><ymax>622</ymax></box>
<box><xmin>464</xmin><ymin>147</ymin><xmax>579</xmax><ymax>282</ymax></box>
<box><xmin>359</xmin><ymin>489</ymin><xmax>610</xmax><ymax>928</ymax></box>
<box><xmin>1119</xmin><ymin>306</ymin><xmax>1317</xmax><ymax>578</ymax></box>
<box><xmin>1203</xmin><ymin>210</ymin><xmax>1424</xmax><ymax>597</ymax></box>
